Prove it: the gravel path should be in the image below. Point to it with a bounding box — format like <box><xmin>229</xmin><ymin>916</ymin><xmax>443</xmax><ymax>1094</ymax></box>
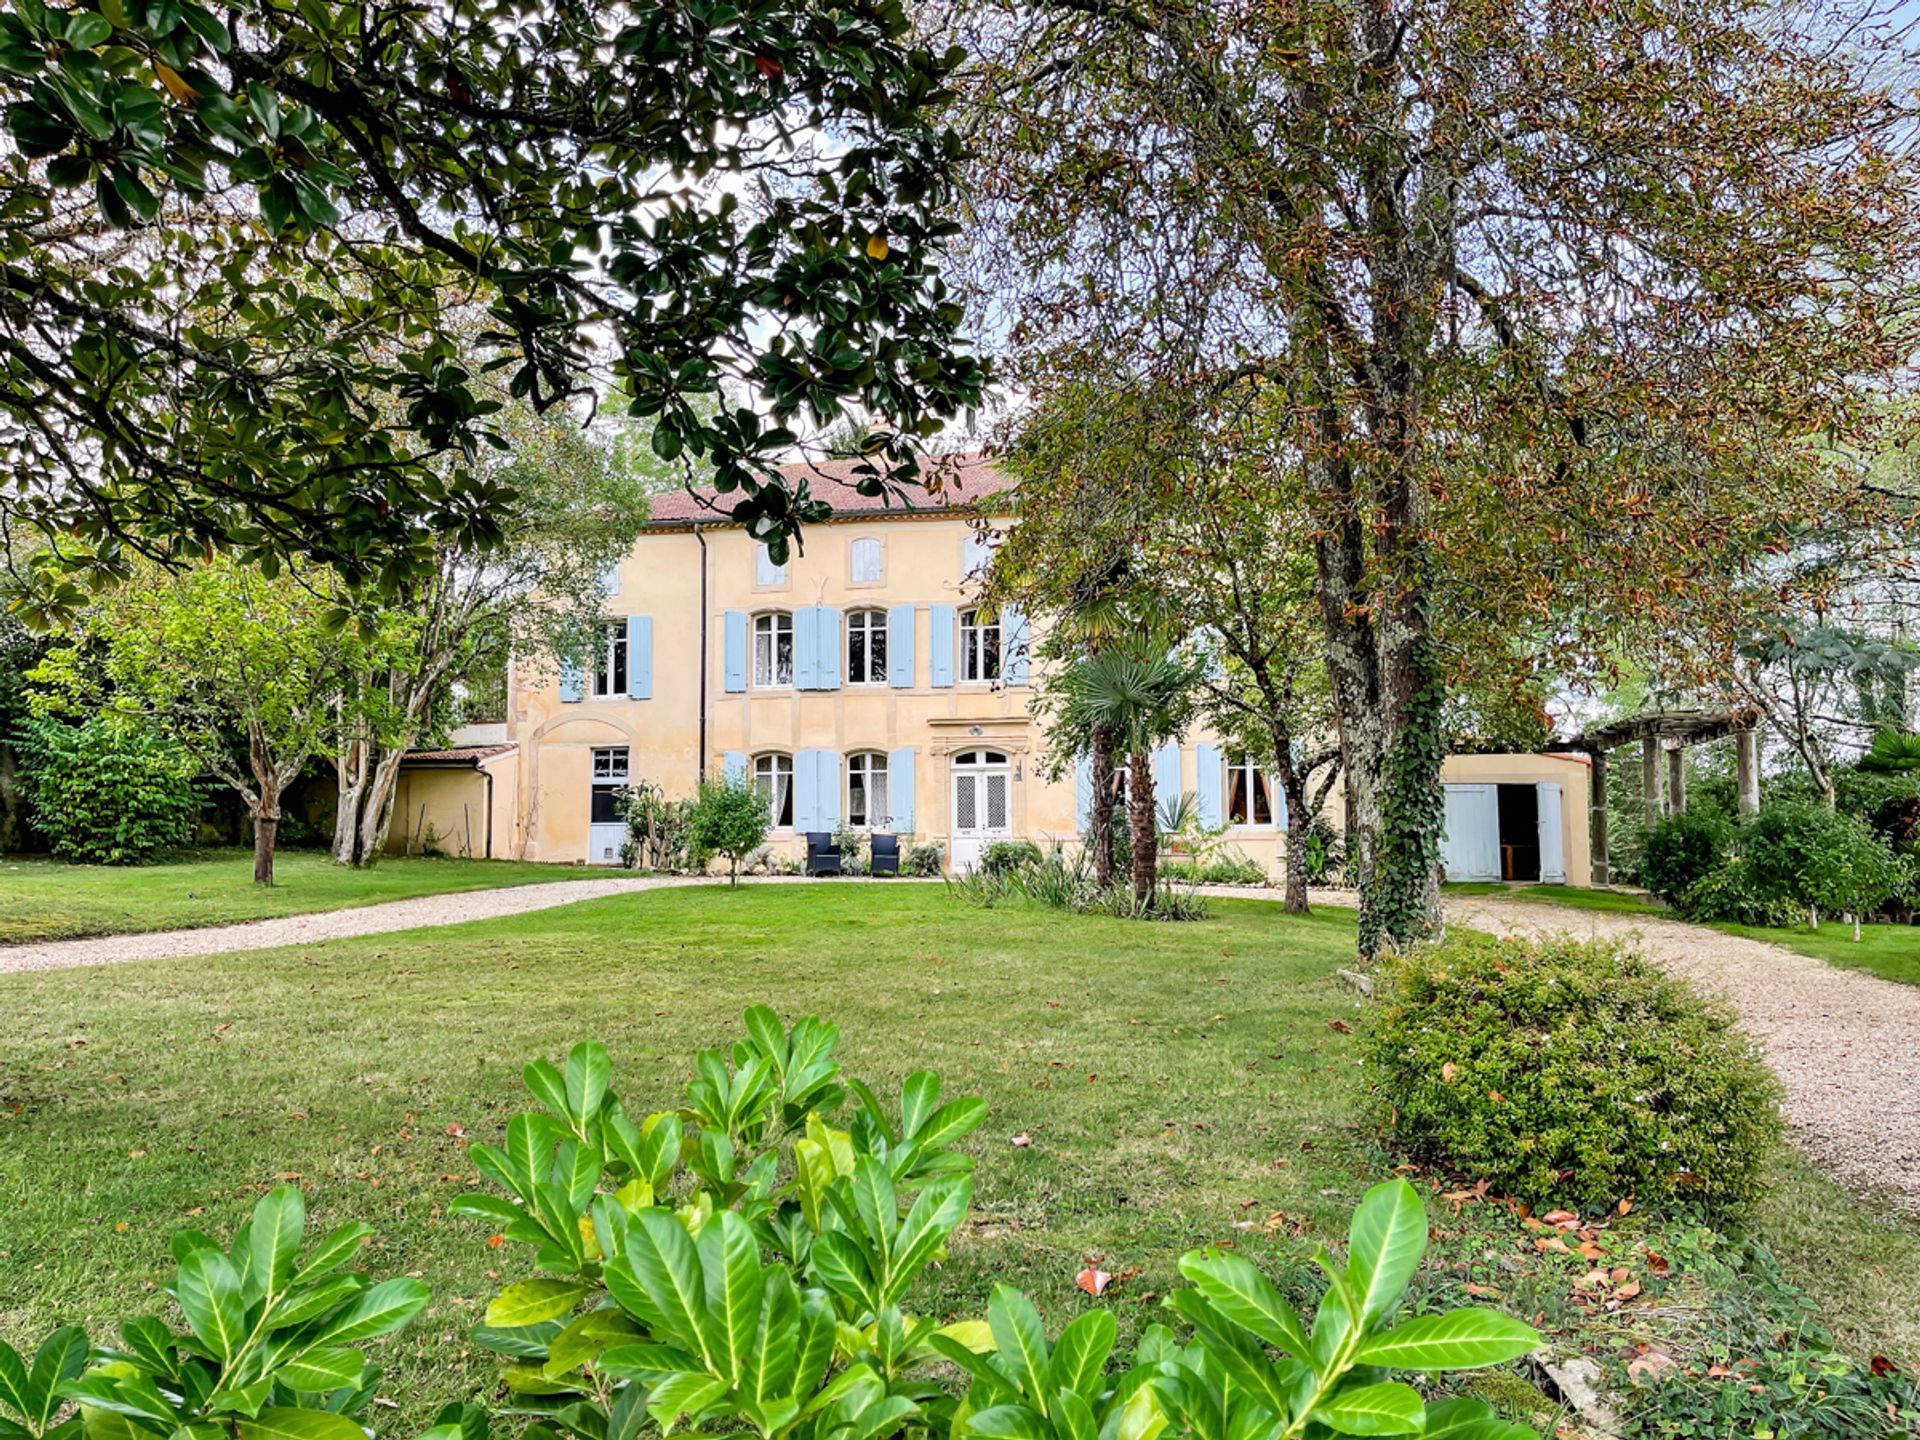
<box><xmin>1434</xmin><ymin>894</ymin><xmax>1920</xmax><ymax>1215</ymax></box>
<box><xmin>0</xmin><ymin>875</ymin><xmax>923</xmax><ymax>975</ymax></box>
<box><xmin>7</xmin><ymin>874</ymin><xmax>1912</xmax><ymax>1212</ymax></box>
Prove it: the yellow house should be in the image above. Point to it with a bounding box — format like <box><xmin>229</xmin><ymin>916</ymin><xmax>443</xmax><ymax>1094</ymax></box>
<box><xmin>412</xmin><ymin>455</ymin><xmax>1590</xmax><ymax>884</ymax></box>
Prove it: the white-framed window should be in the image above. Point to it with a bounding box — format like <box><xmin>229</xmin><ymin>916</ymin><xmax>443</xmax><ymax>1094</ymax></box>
<box><xmin>850</xmin><ymin>536</ymin><xmax>884</xmax><ymax>585</ymax></box>
<box><xmin>755</xmin><ymin>546</ymin><xmax>788</xmax><ymax>587</ymax></box>
<box><xmin>753</xmin><ymin>753</ymin><xmax>794</xmax><ymax>828</ymax></box>
<box><xmin>847</xmin><ymin>607</ymin><xmax>888</xmax><ymax>685</ymax></box>
<box><xmin>592</xmin><ymin>619</ymin><xmax>629</xmax><ymax>697</ymax></box>
<box><xmin>753</xmin><ymin>611</ymin><xmax>793</xmax><ymax>687</ymax></box>
<box><xmin>600</xmin><ymin>561</ymin><xmax>621</xmax><ymax>596</ymax></box>
<box><xmin>959</xmin><ymin>606</ymin><xmax>1002</xmax><ymax>683</ymax></box>
<box><xmin>590</xmin><ymin>746</ymin><xmax>629</xmax><ymax>825</ymax></box>
<box><xmin>962</xmin><ymin>529</ymin><xmax>996</xmax><ymax>581</ymax></box>
<box><xmin>1227</xmin><ymin>755</ymin><xmax>1275</xmax><ymax>827</ymax></box>
<box><xmin>847</xmin><ymin>752</ymin><xmax>889</xmax><ymax>828</ymax></box>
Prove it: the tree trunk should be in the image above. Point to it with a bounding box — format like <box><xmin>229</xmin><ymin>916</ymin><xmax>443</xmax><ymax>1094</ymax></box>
<box><xmin>1281</xmin><ymin>778</ymin><xmax>1310</xmax><ymax>914</ymax></box>
<box><xmin>1128</xmin><ymin>746</ymin><xmax>1158</xmax><ymax>905</ymax></box>
<box><xmin>248</xmin><ymin>723</ymin><xmax>280</xmax><ymax>887</ymax></box>
<box><xmin>1090</xmin><ymin>722</ymin><xmax>1117</xmax><ymax>889</ymax></box>
<box><xmin>335</xmin><ymin>744</ymin><xmax>408</xmax><ymax>867</ymax></box>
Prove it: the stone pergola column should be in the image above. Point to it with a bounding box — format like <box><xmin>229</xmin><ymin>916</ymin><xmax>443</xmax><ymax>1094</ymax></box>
<box><xmin>1590</xmin><ymin>748</ymin><xmax>1610</xmax><ymax>886</ymax></box>
<box><xmin>1736</xmin><ymin>726</ymin><xmax>1761</xmax><ymax>817</ymax></box>
<box><xmin>1641</xmin><ymin>736</ymin><xmax>1661</xmax><ymax>826</ymax></box>
<box><xmin>1666</xmin><ymin>745</ymin><xmax>1687</xmax><ymax>816</ymax></box>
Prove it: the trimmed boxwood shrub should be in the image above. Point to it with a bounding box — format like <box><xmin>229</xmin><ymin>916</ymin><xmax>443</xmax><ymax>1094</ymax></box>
<box><xmin>1367</xmin><ymin>932</ymin><xmax>1782</xmax><ymax>1218</ymax></box>
<box><xmin>1641</xmin><ymin>809</ymin><xmax>1732</xmax><ymax>904</ymax></box>
<box><xmin>14</xmin><ymin>712</ymin><xmax>199</xmax><ymax>863</ymax></box>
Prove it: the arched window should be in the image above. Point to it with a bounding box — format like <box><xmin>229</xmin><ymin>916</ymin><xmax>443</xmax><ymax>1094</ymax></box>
<box><xmin>847</xmin><ymin>751</ymin><xmax>889</xmax><ymax>827</ymax></box>
<box><xmin>846</xmin><ymin>608</ymin><xmax>888</xmax><ymax>685</ymax></box>
<box><xmin>959</xmin><ymin>607</ymin><xmax>1002</xmax><ymax>682</ymax></box>
<box><xmin>850</xmin><ymin>536</ymin><xmax>884</xmax><ymax>585</ymax></box>
<box><xmin>753</xmin><ymin>612</ymin><xmax>793</xmax><ymax>687</ymax></box>
<box><xmin>752</xmin><ymin>753</ymin><xmax>794</xmax><ymax>828</ymax></box>
<box><xmin>1227</xmin><ymin>754</ymin><xmax>1274</xmax><ymax>827</ymax></box>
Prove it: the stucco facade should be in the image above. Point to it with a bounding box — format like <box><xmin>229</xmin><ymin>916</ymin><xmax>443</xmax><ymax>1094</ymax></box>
<box><xmin>473</xmin><ymin>457</ymin><xmax>1590</xmax><ymax>885</ymax></box>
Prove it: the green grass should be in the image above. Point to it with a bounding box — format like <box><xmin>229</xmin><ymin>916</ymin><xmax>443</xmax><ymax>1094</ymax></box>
<box><xmin>0</xmin><ymin>849</ymin><xmax>624</xmax><ymax>943</ymax></box>
<box><xmin>0</xmin><ymin>886</ymin><xmax>1912</xmax><ymax>1428</ymax></box>
<box><xmin>1710</xmin><ymin>917</ymin><xmax>1920</xmax><ymax>986</ymax></box>
<box><xmin>1444</xmin><ymin>881</ymin><xmax>1668</xmax><ymax>915</ymax></box>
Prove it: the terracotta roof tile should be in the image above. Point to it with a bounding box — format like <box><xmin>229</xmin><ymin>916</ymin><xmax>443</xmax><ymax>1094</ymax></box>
<box><xmin>645</xmin><ymin>452</ymin><xmax>1015</xmax><ymax>525</ymax></box>
<box><xmin>402</xmin><ymin>744</ymin><xmax>516</xmax><ymax>764</ymax></box>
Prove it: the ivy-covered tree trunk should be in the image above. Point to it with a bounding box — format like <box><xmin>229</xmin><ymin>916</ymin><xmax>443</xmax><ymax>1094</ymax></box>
<box><xmin>1127</xmin><ymin>746</ymin><xmax>1158</xmax><ymax>904</ymax></box>
<box><xmin>1090</xmin><ymin>722</ymin><xmax>1118</xmax><ymax>889</ymax></box>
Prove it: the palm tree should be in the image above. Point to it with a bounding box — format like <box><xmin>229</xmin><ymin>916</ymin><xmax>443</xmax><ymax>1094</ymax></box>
<box><xmin>1055</xmin><ymin>639</ymin><xmax>1199</xmax><ymax>904</ymax></box>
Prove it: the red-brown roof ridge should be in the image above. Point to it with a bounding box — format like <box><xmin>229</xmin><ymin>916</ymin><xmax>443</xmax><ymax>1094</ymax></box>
<box><xmin>645</xmin><ymin>451</ymin><xmax>1015</xmax><ymax>525</ymax></box>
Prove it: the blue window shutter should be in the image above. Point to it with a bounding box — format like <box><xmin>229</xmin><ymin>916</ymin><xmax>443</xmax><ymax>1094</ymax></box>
<box><xmin>815</xmin><ymin>608</ymin><xmax>841</xmax><ymax>690</ymax></box>
<box><xmin>1003</xmin><ymin>604</ymin><xmax>1030</xmax><ymax>685</ymax></box>
<box><xmin>1195</xmin><ymin>743</ymin><xmax>1223</xmax><ymax>829</ymax></box>
<box><xmin>887</xmin><ymin>748</ymin><xmax>916</xmax><ymax>832</ymax></box>
<box><xmin>1153</xmin><ymin>743</ymin><xmax>1181</xmax><ymax>805</ymax></box>
<box><xmin>793</xmin><ymin>748</ymin><xmax>819</xmax><ymax>832</ymax></box>
<box><xmin>792</xmin><ymin>606</ymin><xmax>817</xmax><ymax>690</ymax></box>
<box><xmin>723</xmin><ymin>611</ymin><xmax>748</xmax><ymax>693</ymax></box>
<box><xmin>558</xmin><ymin>656</ymin><xmax>582</xmax><ymax>703</ymax></box>
<box><xmin>628</xmin><ymin>616</ymin><xmax>652</xmax><ymax>699</ymax></box>
<box><xmin>816</xmin><ymin>750</ymin><xmax>842</xmax><ymax>830</ymax></box>
<box><xmin>1075</xmin><ymin>754</ymin><xmax>1093</xmax><ymax>832</ymax></box>
<box><xmin>723</xmin><ymin>750</ymin><xmax>747</xmax><ymax>785</ymax></box>
<box><xmin>888</xmin><ymin>604</ymin><xmax>916</xmax><ymax>687</ymax></box>
<box><xmin>929</xmin><ymin>604</ymin><xmax>956</xmax><ymax>688</ymax></box>
<box><xmin>1275</xmin><ymin>775</ymin><xmax>1289</xmax><ymax>829</ymax></box>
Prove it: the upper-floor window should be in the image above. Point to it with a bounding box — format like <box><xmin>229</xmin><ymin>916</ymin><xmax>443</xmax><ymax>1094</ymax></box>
<box><xmin>753</xmin><ymin>753</ymin><xmax>794</xmax><ymax>828</ymax></box>
<box><xmin>850</xmin><ymin>536</ymin><xmax>884</xmax><ymax>585</ymax></box>
<box><xmin>1227</xmin><ymin>754</ymin><xmax>1275</xmax><ymax>827</ymax></box>
<box><xmin>755</xmin><ymin>546</ymin><xmax>788</xmax><ymax>587</ymax></box>
<box><xmin>753</xmin><ymin>612</ymin><xmax>793</xmax><ymax>687</ymax></box>
<box><xmin>600</xmin><ymin>561</ymin><xmax>621</xmax><ymax>596</ymax></box>
<box><xmin>592</xmin><ymin>619</ymin><xmax>629</xmax><ymax>697</ymax></box>
<box><xmin>959</xmin><ymin>606</ymin><xmax>1001</xmax><ymax>683</ymax></box>
<box><xmin>962</xmin><ymin>530</ymin><xmax>995</xmax><ymax>582</ymax></box>
<box><xmin>847</xmin><ymin>608</ymin><xmax>888</xmax><ymax>685</ymax></box>
<box><xmin>847</xmin><ymin>751</ymin><xmax>889</xmax><ymax>827</ymax></box>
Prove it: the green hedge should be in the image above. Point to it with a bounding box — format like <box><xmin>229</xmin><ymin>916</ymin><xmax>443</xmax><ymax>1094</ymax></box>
<box><xmin>14</xmin><ymin>713</ymin><xmax>199</xmax><ymax>863</ymax></box>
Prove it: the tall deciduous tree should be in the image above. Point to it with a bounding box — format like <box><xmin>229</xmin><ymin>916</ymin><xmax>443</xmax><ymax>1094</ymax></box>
<box><xmin>950</xmin><ymin>0</ymin><xmax>1920</xmax><ymax>954</ymax></box>
<box><xmin>30</xmin><ymin>557</ymin><xmax>362</xmax><ymax>883</ymax></box>
<box><xmin>0</xmin><ymin>0</ymin><xmax>984</xmax><ymax>609</ymax></box>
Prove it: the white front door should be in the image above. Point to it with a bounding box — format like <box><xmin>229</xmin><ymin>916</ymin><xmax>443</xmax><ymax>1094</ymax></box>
<box><xmin>589</xmin><ymin>745</ymin><xmax>629</xmax><ymax>866</ymax></box>
<box><xmin>950</xmin><ymin>750</ymin><xmax>1013</xmax><ymax>872</ymax></box>
<box><xmin>1440</xmin><ymin>783</ymin><xmax>1500</xmax><ymax>882</ymax></box>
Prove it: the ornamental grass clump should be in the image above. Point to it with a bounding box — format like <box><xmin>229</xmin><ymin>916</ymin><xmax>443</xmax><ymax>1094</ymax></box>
<box><xmin>1367</xmin><ymin>933</ymin><xmax>1782</xmax><ymax>1219</ymax></box>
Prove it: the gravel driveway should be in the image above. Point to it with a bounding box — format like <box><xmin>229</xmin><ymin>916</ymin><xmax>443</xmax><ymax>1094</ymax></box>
<box><xmin>1435</xmin><ymin>894</ymin><xmax>1920</xmax><ymax>1216</ymax></box>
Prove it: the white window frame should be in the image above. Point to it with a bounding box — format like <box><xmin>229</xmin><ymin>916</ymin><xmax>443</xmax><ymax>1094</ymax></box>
<box><xmin>847</xmin><ymin>751</ymin><xmax>889</xmax><ymax>828</ymax></box>
<box><xmin>959</xmin><ymin>607</ymin><xmax>1002</xmax><ymax>683</ymax></box>
<box><xmin>755</xmin><ymin>546</ymin><xmax>788</xmax><ymax>588</ymax></box>
<box><xmin>752</xmin><ymin>611</ymin><xmax>794</xmax><ymax>688</ymax></box>
<box><xmin>1226</xmin><ymin>754</ymin><xmax>1276</xmax><ymax>829</ymax></box>
<box><xmin>846</xmin><ymin>607</ymin><xmax>888</xmax><ymax>686</ymax></box>
<box><xmin>962</xmin><ymin>530</ymin><xmax>996</xmax><ymax>582</ymax></box>
<box><xmin>592</xmin><ymin>619</ymin><xmax>629</xmax><ymax>698</ymax></box>
<box><xmin>753</xmin><ymin>753</ymin><xmax>794</xmax><ymax>829</ymax></box>
<box><xmin>592</xmin><ymin>746</ymin><xmax>630</xmax><ymax>783</ymax></box>
<box><xmin>849</xmin><ymin>536</ymin><xmax>885</xmax><ymax>586</ymax></box>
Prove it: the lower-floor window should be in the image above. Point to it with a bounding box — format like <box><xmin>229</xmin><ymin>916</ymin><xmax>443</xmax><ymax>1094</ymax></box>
<box><xmin>591</xmin><ymin>746</ymin><xmax>629</xmax><ymax>824</ymax></box>
<box><xmin>847</xmin><ymin>751</ymin><xmax>889</xmax><ymax>827</ymax></box>
<box><xmin>753</xmin><ymin>753</ymin><xmax>794</xmax><ymax>828</ymax></box>
<box><xmin>1227</xmin><ymin>754</ymin><xmax>1274</xmax><ymax>826</ymax></box>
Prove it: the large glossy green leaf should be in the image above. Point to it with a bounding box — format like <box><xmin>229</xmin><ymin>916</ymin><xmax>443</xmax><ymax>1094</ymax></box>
<box><xmin>294</xmin><ymin>1222</ymin><xmax>372</xmax><ymax>1280</ymax></box>
<box><xmin>624</xmin><ymin>1210</ymin><xmax>710</xmax><ymax>1363</ymax></box>
<box><xmin>644</xmin><ymin>1373</ymin><xmax>727</xmax><ymax>1433</ymax></box>
<box><xmin>605</xmin><ymin>1379</ymin><xmax>649</xmax><ymax>1440</ymax></box>
<box><xmin>276</xmin><ymin>1346</ymin><xmax>366</xmax><ymax>1393</ymax></box>
<box><xmin>1354</xmin><ymin>1310</ymin><xmax>1539</xmax><ymax>1372</ymax></box>
<box><xmin>175</xmin><ymin>1250</ymin><xmax>248</xmax><ymax>1361</ymax></box>
<box><xmin>564</xmin><ymin>1043</ymin><xmax>612</xmax><ymax>1127</ymax></box>
<box><xmin>986</xmin><ymin>1286</ymin><xmax>1050</xmax><ymax>1409</ymax></box>
<box><xmin>1345</xmin><ymin>1182</ymin><xmax>1427</xmax><ymax>1327</ymax></box>
<box><xmin>886</xmin><ymin>1177</ymin><xmax>970</xmax><ymax>1299</ymax></box>
<box><xmin>0</xmin><ymin>1342</ymin><xmax>33</xmax><ymax>1425</ymax></box>
<box><xmin>271</xmin><ymin>1274</ymin><xmax>364</xmax><ymax>1329</ymax></box>
<box><xmin>697</xmin><ymin>1212</ymin><xmax>763</xmax><ymax>1385</ymax></box>
<box><xmin>237</xmin><ymin>1408</ymin><xmax>369</xmax><ymax>1440</ymax></box>
<box><xmin>308</xmin><ymin>1277</ymin><xmax>428</xmax><ymax>1346</ymax></box>
<box><xmin>1419</xmin><ymin>1397</ymin><xmax>1538</xmax><ymax>1439</ymax></box>
<box><xmin>1045</xmin><ymin>1311</ymin><xmax>1116</xmax><ymax>1399</ymax></box>
<box><xmin>486</xmin><ymin>1279</ymin><xmax>591</xmax><ymax>1329</ymax></box>
<box><xmin>1176</xmin><ymin>1251</ymin><xmax>1311</xmax><ymax>1357</ymax></box>
<box><xmin>914</xmin><ymin>1097</ymin><xmax>989</xmax><ymax>1152</ymax></box>
<box><xmin>544</xmin><ymin>1310</ymin><xmax>641</xmax><ymax>1378</ymax></box>
<box><xmin>248</xmin><ymin>1188</ymin><xmax>307</xmax><ymax>1302</ymax></box>
<box><xmin>1315</xmin><ymin>1381</ymin><xmax>1425</xmax><ymax>1436</ymax></box>
<box><xmin>964</xmin><ymin>1405</ymin><xmax>1051</xmax><ymax>1440</ymax></box>
<box><xmin>29</xmin><ymin>1328</ymin><xmax>88</xmax><ymax>1427</ymax></box>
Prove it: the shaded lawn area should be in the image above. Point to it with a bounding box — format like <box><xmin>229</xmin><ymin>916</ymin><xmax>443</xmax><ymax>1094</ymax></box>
<box><xmin>1444</xmin><ymin>881</ymin><xmax>1668</xmax><ymax>915</ymax></box>
<box><xmin>0</xmin><ymin>849</ymin><xmax>624</xmax><ymax>943</ymax></box>
<box><xmin>1</xmin><ymin>886</ymin><xmax>1914</xmax><ymax>1429</ymax></box>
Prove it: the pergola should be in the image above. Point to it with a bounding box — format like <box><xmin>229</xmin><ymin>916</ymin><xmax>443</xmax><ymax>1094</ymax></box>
<box><xmin>1560</xmin><ymin>707</ymin><xmax>1762</xmax><ymax>886</ymax></box>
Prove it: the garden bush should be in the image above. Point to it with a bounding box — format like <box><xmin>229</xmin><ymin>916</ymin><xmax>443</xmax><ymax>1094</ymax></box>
<box><xmin>4</xmin><ymin>1012</ymin><xmax>1547</xmax><ymax>1440</ymax></box>
<box><xmin>1160</xmin><ymin>851</ymin><xmax>1268</xmax><ymax>886</ymax></box>
<box><xmin>980</xmin><ymin>837</ymin><xmax>1044</xmax><ymax>874</ymax></box>
<box><xmin>1301</xmin><ymin>816</ymin><xmax>1346</xmax><ymax>885</ymax></box>
<box><xmin>903</xmin><ymin>838</ymin><xmax>945</xmax><ymax>876</ymax></box>
<box><xmin>1640</xmin><ymin>809</ymin><xmax>1732</xmax><ymax>905</ymax></box>
<box><xmin>685</xmin><ymin>774</ymin><xmax>770</xmax><ymax>884</ymax></box>
<box><xmin>1367</xmin><ymin>932</ymin><xmax>1782</xmax><ymax>1218</ymax></box>
<box><xmin>1678</xmin><ymin>800</ymin><xmax>1908</xmax><ymax>932</ymax></box>
<box><xmin>13</xmin><ymin>713</ymin><xmax>199</xmax><ymax>863</ymax></box>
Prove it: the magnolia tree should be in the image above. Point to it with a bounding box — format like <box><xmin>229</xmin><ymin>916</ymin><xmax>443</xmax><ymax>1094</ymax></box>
<box><xmin>949</xmin><ymin>0</ymin><xmax>1920</xmax><ymax>955</ymax></box>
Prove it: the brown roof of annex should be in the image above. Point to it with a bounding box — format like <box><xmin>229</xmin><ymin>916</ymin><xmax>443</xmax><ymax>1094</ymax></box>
<box><xmin>644</xmin><ymin>452</ymin><xmax>1015</xmax><ymax>526</ymax></box>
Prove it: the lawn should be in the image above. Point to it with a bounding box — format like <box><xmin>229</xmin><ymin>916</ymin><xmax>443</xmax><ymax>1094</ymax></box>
<box><xmin>1</xmin><ymin>885</ymin><xmax>1913</xmax><ymax>1433</ymax></box>
<box><xmin>0</xmin><ymin>849</ymin><xmax>623</xmax><ymax>943</ymax></box>
<box><xmin>1444</xmin><ymin>881</ymin><xmax>1668</xmax><ymax>915</ymax></box>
